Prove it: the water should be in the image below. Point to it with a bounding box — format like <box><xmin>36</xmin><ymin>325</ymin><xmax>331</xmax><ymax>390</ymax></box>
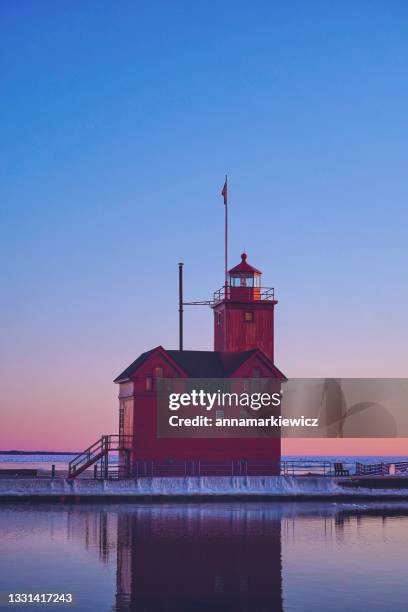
<box><xmin>1</xmin><ymin>502</ymin><xmax>408</xmax><ymax>611</ymax></box>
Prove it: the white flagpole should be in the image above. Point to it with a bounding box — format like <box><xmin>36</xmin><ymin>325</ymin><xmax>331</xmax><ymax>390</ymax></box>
<box><xmin>224</xmin><ymin>174</ymin><xmax>228</xmax><ymax>287</ymax></box>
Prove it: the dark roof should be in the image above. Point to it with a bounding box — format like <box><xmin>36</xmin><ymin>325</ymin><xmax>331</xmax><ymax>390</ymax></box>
<box><xmin>114</xmin><ymin>347</ymin><xmax>286</xmax><ymax>382</ymax></box>
<box><xmin>167</xmin><ymin>350</ymin><xmax>261</xmax><ymax>378</ymax></box>
<box><xmin>113</xmin><ymin>346</ymin><xmax>159</xmax><ymax>383</ymax></box>
<box><xmin>229</xmin><ymin>252</ymin><xmax>262</xmax><ymax>275</ymax></box>
<box><xmin>166</xmin><ymin>350</ymin><xmax>226</xmax><ymax>377</ymax></box>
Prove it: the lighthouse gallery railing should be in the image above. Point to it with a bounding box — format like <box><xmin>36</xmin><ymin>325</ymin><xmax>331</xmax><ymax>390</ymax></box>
<box><xmin>213</xmin><ymin>285</ymin><xmax>275</xmax><ymax>303</ymax></box>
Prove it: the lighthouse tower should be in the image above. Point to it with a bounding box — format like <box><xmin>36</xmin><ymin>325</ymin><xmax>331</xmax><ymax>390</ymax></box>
<box><xmin>213</xmin><ymin>253</ymin><xmax>277</xmax><ymax>361</ymax></box>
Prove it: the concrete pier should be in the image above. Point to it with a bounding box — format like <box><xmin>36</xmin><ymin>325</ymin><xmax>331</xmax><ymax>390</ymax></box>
<box><xmin>1</xmin><ymin>475</ymin><xmax>408</xmax><ymax>501</ymax></box>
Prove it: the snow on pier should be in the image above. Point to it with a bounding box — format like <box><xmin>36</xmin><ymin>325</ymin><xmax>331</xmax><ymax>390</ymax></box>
<box><xmin>1</xmin><ymin>476</ymin><xmax>408</xmax><ymax>500</ymax></box>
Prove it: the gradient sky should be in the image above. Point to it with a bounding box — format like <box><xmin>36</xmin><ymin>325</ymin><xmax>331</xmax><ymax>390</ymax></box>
<box><xmin>1</xmin><ymin>2</ymin><xmax>407</xmax><ymax>452</ymax></box>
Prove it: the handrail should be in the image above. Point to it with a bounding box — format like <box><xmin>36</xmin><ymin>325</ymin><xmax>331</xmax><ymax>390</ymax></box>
<box><xmin>281</xmin><ymin>460</ymin><xmax>335</xmax><ymax>477</ymax></box>
<box><xmin>68</xmin><ymin>435</ymin><xmax>133</xmax><ymax>477</ymax></box>
<box><xmin>394</xmin><ymin>461</ymin><xmax>408</xmax><ymax>474</ymax></box>
<box><xmin>213</xmin><ymin>285</ymin><xmax>275</xmax><ymax>303</ymax></box>
<box><xmin>355</xmin><ymin>461</ymin><xmax>390</xmax><ymax>476</ymax></box>
<box><xmin>70</xmin><ymin>439</ymin><xmax>103</xmax><ymax>467</ymax></box>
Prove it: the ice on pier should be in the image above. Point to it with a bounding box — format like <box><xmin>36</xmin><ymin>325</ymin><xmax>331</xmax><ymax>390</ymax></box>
<box><xmin>1</xmin><ymin>475</ymin><xmax>408</xmax><ymax>498</ymax></box>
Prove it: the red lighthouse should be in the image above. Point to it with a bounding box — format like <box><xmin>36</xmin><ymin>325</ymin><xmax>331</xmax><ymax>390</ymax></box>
<box><xmin>68</xmin><ymin>251</ymin><xmax>285</xmax><ymax>479</ymax></box>
<box><xmin>111</xmin><ymin>252</ymin><xmax>286</xmax><ymax>478</ymax></box>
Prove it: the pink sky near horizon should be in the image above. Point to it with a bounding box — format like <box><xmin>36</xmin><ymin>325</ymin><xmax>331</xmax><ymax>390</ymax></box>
<box><xmin>1</xmin><ymin>387</ymin><xmax>408</xmax><ymax>457</ymax></box>
<box><xmin>0</xmin><ymin>341</ymin><xmax>407</xmax><ymax>455</ymax></box>
<box><xmin>284</xmin><ymin>438</ymin><xmax>408</xmax><ymax>456</ymax></box>
<box><xmin>1</xmin><ymin>320</ymin><xmax>407</xmax><ymax>455</ymax></box>
<box><xmin>1</xmin><ymin>301</ymin><xmax>407</xmax><ymax>455</ymax></box>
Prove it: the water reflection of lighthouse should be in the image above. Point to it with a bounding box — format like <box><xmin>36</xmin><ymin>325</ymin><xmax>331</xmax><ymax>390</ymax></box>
<box><xmin>115</xmin><ymin>505</ymin><xmax>283</xmax><ymax>611</ymax></box>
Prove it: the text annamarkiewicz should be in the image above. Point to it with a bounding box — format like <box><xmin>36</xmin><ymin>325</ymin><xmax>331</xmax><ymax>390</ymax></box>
<box><xmin>168</xmin><ymin>415</ymin><xmax>319</xmax><ymax>428</ymax></box>
<box><xmin>167</xmin><ymin>390</ymin><xmax>319</xmax><ymax>429</ymax></box>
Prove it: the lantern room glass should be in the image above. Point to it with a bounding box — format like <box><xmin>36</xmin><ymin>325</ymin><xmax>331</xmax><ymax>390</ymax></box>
<box><xmin>229</xmin><ymin>274</ymin><xmax>260</xmax><ymax>288</ymax></box>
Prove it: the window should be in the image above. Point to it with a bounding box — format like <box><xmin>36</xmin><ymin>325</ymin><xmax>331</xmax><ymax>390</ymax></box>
<box><xmin>253</xmin><ymin>367</ymin><xmax>261</xmax><ymax>378</ymax></box>
<box><xmin>244</xmin><ymin>311</ymin><xmax>254</xmax><ymax>322</ymax></box>
<box><xmin>230</xmin><ymin>275</ymin><xmax>254</xmax><ymax>287</ymax></box>
<box><xmin>145</xmin><ymin>375</ymin><xmax>153</xmax><ymax>391</ymax></box>
<box><xmin>216</xmin><ymin>312</ymin><xmax>222</xmax><ymax>325</ymax></box>
<box><xmin>119</xmin><ymin>406</ymin><xmax>125</xmax><ymax>434</ymax></box>
<box><xmin>154</xmin><ymin>366</ymin><xmax>163</xmax><ymax>378</ymax></box>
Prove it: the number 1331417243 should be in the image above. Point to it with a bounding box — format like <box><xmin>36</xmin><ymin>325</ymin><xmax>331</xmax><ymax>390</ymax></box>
<box><xmin>6</xmin><ymin>593</ymin><xmax>73</xmax><ymax>604</ymax></box>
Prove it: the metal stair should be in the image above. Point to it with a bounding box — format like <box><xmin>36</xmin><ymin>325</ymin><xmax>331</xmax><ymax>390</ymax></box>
<box><xmin>68</xmin><ymin>435</ymin><xmax>132</xmax><ymax>478</ymax></box>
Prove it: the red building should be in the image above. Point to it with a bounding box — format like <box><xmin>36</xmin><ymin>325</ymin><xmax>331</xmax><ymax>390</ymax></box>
<box><xmin>114</xmin><ymin>253</ymin><xmax>286</xmax><ymax>477</ymax></box>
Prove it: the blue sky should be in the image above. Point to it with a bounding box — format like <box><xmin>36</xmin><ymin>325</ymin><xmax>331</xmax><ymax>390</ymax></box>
<box><xmin>1</xmin><ymin>1</ymin><xmax>407</xmax><ymax>448</ymax></box>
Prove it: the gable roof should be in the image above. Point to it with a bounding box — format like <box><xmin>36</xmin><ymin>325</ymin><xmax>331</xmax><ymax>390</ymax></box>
<box><xmin>226</xmin><ymin>349</ymin><xmax>287</xmax><ymax>379</ymax></box>
<box><xmin>113</xmin><ymin>347</ymin><xmax>157</xmax><ymax>383</ymax></box>
<box><xmin>114</xmin><ymin>347</ymin><xmax>286</xmax><ymax>382</ymax></box>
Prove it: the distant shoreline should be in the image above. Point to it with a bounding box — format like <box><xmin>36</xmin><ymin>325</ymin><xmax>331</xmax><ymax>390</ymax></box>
<box><xmin>0</xmin><ymin>451</ymin><xmax>79</xmax><ymax>455</ymax></box>
<box><xmin>0</xmin><ymin>451</ymin><xmax>406</xmax><ymax>457</ymax></box>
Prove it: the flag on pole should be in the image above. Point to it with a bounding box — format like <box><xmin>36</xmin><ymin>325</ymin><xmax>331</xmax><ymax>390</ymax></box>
<box><xmin>221</xmin><ymin>176</ymin><xmax>227</xmax><ymax>205</ymax></box>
